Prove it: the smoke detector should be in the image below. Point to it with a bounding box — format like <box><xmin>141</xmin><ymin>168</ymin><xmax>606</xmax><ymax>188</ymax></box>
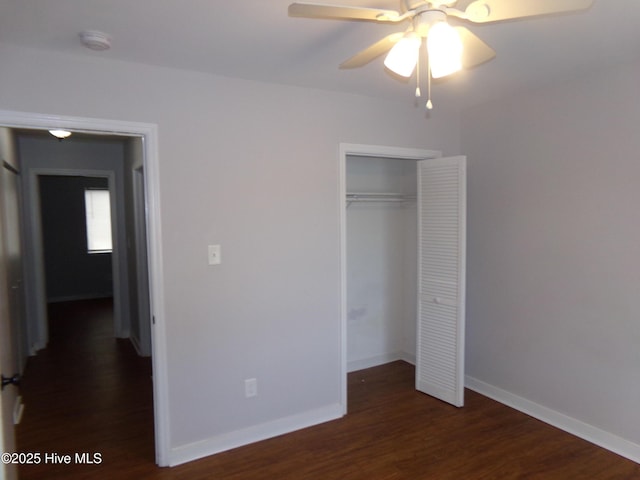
<box><xmin>79</xmin><ymin>30</ymin><xmax>112</xmax><ymax>51</ymax></box>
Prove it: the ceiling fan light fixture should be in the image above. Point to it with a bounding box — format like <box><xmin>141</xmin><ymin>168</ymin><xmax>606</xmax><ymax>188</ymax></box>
<box><xmin>384</xmin><ymin>32</ymin><xmax>421</xmax><ymax>77</ymax></box>
<box><xmin>427</xmin><ymin>21</ymin><xmax>463</xmax><ymax>79</ymax></box>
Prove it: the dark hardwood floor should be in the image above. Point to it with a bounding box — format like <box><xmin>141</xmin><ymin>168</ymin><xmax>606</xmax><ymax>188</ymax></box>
<box><xmin>16</xmin><ymin>299</ymin><xmax>640</xmax><ymax>479</ymax></box>
<box><xmin>17</xmin><ymin>298</ymin><xmax>155</xmax><ymax>479</ymax></box>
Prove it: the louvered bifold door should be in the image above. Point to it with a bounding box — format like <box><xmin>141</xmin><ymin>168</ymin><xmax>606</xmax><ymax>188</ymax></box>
<box><xmin>416</xmin><ymin>156</ymin><xmax>466</xmax><ymax>407</ymax></box>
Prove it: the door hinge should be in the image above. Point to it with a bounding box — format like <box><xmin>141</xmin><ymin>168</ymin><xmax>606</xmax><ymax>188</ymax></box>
<box><xmin>1</xmin><ymin>374</ymin><xmax>20</xmax><ymax>390</ymax></box>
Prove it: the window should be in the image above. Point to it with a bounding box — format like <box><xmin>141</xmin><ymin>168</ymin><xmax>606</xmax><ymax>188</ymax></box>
<box><xmin>84</xmin><ymin>188</ymin><xmax>112</xmax><ymax>253</ymax></box>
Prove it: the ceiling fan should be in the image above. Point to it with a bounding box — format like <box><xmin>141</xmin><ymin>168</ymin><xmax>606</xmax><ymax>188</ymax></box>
<box><xmin>288</xmin><ymin>0</ymin><xmax>594</xmax><ymax>108</ymax></box>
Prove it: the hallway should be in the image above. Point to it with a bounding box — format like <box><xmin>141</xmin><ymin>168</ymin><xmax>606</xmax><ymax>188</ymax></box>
<box><xmin>16</xmin><ymin>298</ymin><xmax>155</xmax><ymax>479</ymax></box>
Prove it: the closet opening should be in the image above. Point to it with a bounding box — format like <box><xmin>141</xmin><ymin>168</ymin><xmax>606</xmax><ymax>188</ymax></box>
<box><xmin>339</xmin><ymin>143</ymin><xmax>467</xmax><ymax>412</ymax></box>
<box><xmin>345</xmin><ymin>154</ymin><xmax>418</xmax><ymax>374</ymax></box>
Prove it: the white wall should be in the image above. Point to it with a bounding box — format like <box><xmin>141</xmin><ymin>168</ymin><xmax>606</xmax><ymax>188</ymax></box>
<box><xmin>346</xmin><ymin>156</ymin><xmax>417</xmax><ymax>371</ymax></box>
<box><xmin>462</xmin><ymin>60</ymin><xmax>640</xmax><ymax>457</ymax></box>
<box><xmin>0</xmin><ymin>43</ymin><xmax>461</xmax><ymax>462</ymax></box>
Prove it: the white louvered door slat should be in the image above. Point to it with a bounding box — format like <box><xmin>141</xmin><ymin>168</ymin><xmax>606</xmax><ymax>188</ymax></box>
<box><xmin>416</xmin><ymin>156</ymin><xmax>466</xmax><ymax>407</ymax></box>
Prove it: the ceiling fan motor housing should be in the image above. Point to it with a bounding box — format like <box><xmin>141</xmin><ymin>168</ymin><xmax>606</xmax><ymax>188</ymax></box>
<box><xmin>403</xmin><ymin>0</ymin><xmax>456</xmax><ymax>10</ymax></box>
<box><xmin>414</xmin><ymin>9</ymin><xmax>447</xmax><ymax>37</ymax></box>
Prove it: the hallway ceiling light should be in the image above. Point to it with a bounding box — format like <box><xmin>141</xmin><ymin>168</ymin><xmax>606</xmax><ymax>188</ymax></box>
<box><xmin>49</xmin><ymin>129</ymin><xmax>72</xmax><ymax>140</ymax></box>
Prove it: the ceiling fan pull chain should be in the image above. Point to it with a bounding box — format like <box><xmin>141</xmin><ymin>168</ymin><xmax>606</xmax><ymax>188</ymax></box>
<box><xmin>415</xmin><ymin>41</ymin><xmax>421</xmax><ymax>98</ymax></box>
<box><xmin>426</xmin><ymin>53</ymin><xmax>433</xmax><ymax>110</ymax></box>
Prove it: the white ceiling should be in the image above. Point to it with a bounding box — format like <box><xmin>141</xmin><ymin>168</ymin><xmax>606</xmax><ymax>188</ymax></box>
<box><xmin>1</xmin><ymin>0</ymin><xmax>639</xmax><ymax>110</ymax></box>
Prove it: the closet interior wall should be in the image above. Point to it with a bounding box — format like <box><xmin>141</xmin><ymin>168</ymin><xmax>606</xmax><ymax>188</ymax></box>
<box><xmin>346</xmin><ymin>155</ymin><xmax>418</xmax><ymax>372</ymax></box>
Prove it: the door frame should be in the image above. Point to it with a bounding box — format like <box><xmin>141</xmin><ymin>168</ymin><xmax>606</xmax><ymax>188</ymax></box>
<box><xmin>0</xmin><ymin>109</ymin><xmax>170</xmax><ymax>466</ymax></box>
<box><xmin>132</xmin><ymin>166</ymin><xmax>152</xmax><ymax>356</ymax></box>
<box><xmin>338</xmin><ymin>143</ymin><xmax>441</xmax><ymax>413</ymax></box>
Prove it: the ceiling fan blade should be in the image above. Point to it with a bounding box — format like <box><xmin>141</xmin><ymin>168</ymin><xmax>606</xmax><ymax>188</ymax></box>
<box><xmin>465</xmin><ymin>0</ymin><xmax>594</xmax><ymax>23</ymax></box>
<box><xmin>288</xmin><ymin>2</ymin><xmax>401</xmax><ymax>22</ymax></box>
<box><xmin>455</xmin><ymin>27</ymin><xmax>496</xmax><ymax>69</ymax></box>
<box><xmin>340</xmin><ymin>32</ymin><xmax>404</xmax><ymax>69</ymax></box>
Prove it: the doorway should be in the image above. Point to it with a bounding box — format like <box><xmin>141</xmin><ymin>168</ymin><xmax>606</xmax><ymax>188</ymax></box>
<box><xmin>0</xmin><ymin>157</ymin><xmax>24</xmax><ymax>480</ymax></box>
<box><xmin>0</xmin><ymin>110</ymin><xmax>169</xmax><ymax>466</ymax></box>
<box><xmin>19</xmin><ymin>134</ymin><xmax>133</xmax><ymax>350</ymax></box>
<box><xmin>339</xmin><ymin>143</ymin><xmax>467</xmax><ymax>411</ymax></box>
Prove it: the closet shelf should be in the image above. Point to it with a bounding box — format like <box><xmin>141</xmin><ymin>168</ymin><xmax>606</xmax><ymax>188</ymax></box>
<box><xmin>346</xmin><ymin>192</ymin><xmax>416</xmax><ymax>207</ymax></box>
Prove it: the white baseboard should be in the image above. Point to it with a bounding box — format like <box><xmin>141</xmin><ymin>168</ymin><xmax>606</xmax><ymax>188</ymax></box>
<box><xmin>398</xmin><ymin>351</ymin><xmax>416</xmax><ymax>366</ymax></box>
<box><xmin>168</xmin><ymin>403</ymin><xmax>344</xmax><ymax>467</ymax></box>
<box><xmin>348</xmin><ymin>351</ymin><xmax>415</xmax><ymax>372</ymax></box>
<box><xmin>465</xmin><ymin>376</ymin><xmax>640</xmax><ymax>464</ymax></box>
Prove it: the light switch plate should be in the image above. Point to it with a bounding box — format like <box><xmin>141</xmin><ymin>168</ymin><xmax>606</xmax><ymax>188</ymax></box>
<box><xmin>208</xmin><ymin>244</ymin><xmax>221</xmax><ymax>265</ymax></box>
<box><xmin>245</xmin><ymin>378</ymin><xmax>257</xmax><ymax>398</ymax></box>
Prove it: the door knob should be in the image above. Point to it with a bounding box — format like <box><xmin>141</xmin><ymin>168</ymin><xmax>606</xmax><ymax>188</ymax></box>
<box><xmin>1</xmin><ymin>374</ymin><xmax>20</xmax><ymax>390</ymax></box>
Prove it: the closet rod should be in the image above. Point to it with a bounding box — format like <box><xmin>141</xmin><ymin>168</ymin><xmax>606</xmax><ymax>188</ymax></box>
<box><xmin>346</xmin><ymin>192</ymin><xmax>416</xmax><ymax>207</ymax></box>
<box><xmin>346</xmin><ymin>192</ymin><xmax>416</xmax><ymax>201</ymax></box>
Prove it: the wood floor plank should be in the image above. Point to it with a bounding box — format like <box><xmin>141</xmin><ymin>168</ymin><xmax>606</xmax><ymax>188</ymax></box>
<box><xmin>16</xmin><ymin>299</ymin><xmax>640</xmax><ymax>479</ymax></box>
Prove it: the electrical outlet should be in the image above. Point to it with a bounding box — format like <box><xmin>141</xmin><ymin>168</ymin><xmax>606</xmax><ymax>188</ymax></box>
<box><xmin>245</xmin><ymin>378</ymin><xmax>257</xmax><ymax>398</ymax></box>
